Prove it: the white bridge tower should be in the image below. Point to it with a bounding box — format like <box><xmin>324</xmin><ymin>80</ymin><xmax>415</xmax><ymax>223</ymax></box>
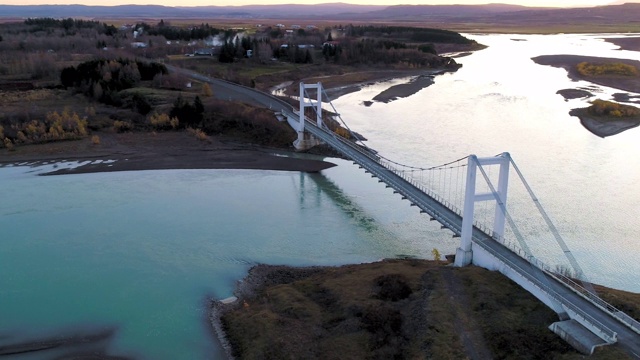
<box><xmin>293</xmin><ymin>82</ymin><xmax>324</xmax><ymax>150</ymax></box>
<box><xmin>455</xmin><ymin>152</ymin><xmax>510</xmax><ymax>267</ymax></box>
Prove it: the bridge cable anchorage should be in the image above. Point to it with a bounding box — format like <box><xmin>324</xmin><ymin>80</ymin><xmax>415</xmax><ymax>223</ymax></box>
<box><xmin>508</xmin><ymin>158</ymin><xmax>597</xmax><ymax>295</ymax></box>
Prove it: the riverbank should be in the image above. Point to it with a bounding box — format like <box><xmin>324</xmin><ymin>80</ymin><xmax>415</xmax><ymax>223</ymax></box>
<box><xmin>0</xmin><ymin>131</ymin><xmax>336</xmax><ymax>175</ymax></box>
<box><xmin>211</xmin><ymin>260</ymin><xmax>639</xmax><ymax>359</ymax></box>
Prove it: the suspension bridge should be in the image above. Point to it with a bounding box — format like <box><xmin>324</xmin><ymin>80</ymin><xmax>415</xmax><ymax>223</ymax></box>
<box><xmin>182</xmin><ymin>69</ymin><xmax>640</xmax><ymax>356</ymax></box>
<box><xmin>286</xmin><ymin>82</ymin><xmax>640</xmax><ymax>356</ymax></box>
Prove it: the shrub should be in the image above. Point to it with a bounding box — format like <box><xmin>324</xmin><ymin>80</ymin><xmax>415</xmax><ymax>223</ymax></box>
<box><xmin>148</xmin><ymin>112</ymin><xmax>179</xmax><ymax>130</ymax></box>
<box><xmin>46</xmin><ymin>109</ymin><xmax>88</xmax><ymax>140</ymax></box>
<box><xmin>190</xmin><ymin>128</ymin><xmax>208</xmax><ymax>141</ymax></box>
<box><xmin>3</xmin><ymin>137</ymin><xmax>14</xmax><ymax>150</ymax></box>
<box><xmin>202</xmin><ymin>83</ymin><xmax>213</xmax><ymax>97</ymax></box>
<box><xmin>373</xmin><ymin>274</ymin><xmax>412</xmax><ymax>301</ymax></box>
<box><xmin>334</xmin><ymin>126</ymin><xmax>350</xmax><ymax>139</ymax></box>
<box><xmin>432</xmin><ymin>248</ymin><xmax>441</xmax><ymax>261</ymax></box>
<box><xmin>588</xmin><ymin>99</ymin><xmax>640</xmax><ymax>118</ymax></box>
<box><xmin>577</xmin><ymin>62</ymin><xmax>639</xmax><ymax>77</ymax></box>
<box><xmin>113</xmin><ymin>120</ymin><xmax>133</xmax><ymax>133</ymax></box>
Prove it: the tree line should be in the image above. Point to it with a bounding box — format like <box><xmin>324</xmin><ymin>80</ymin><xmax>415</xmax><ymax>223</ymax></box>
<box><xmin>135</xmin><ymin>21</ymin><xmax>225</xmax><ymax>41</ymax></box>
<box><xmin>24</xmin><ymin>18</ymin><xmax>117</xmax><ymax>36</ymax></box>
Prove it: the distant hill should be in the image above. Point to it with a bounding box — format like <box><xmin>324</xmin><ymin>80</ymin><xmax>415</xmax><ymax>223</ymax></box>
<box><xmin>1</xmin><ymin>2</ymin><xmax>640</xmax><ymax>29</ymax></box>
<box><xmin>608</xmin><ymin>0</ymin><xmax>640</xmax><ymax>4</ymax></box>
<box><xmin>0</xmin><ymin>3</ymin><xmax>385</xmax><ymax>19</ymax></box>
<box><xmin>348</xmin><ymin>3</ymin><xmax>544</xmax><ymax>20</ymax></box>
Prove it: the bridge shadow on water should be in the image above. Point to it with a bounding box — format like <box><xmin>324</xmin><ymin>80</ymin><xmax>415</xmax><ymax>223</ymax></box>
<box><xmin>300</xmin><ymin>171</ymin><xmax>418</xmax><ymax>259</ymax></box>
<box><xmin>302</xmin><ymin>171</ymin><xmax>379</xmax><ymax>233</ymax></box>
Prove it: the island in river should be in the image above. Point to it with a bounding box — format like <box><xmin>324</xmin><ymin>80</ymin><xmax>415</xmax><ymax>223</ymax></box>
<box><xmin>532</xmin><ymin>54</ymin><xmax>640</xmax><ymax>137</ymax></box>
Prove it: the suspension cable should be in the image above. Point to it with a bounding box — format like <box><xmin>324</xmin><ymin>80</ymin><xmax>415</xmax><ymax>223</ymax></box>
<box><xmin>315</xmin><ymin>86</ymin><xmax>470</xmax><ymax>171</ymax></box>
<box><xmin>475</xmin><ymin>158</ymin><xmax>565</xmax><ymax>314</ymax></box>
<box><xmin>509</xmin><ymin>158</ymin><xmax>596</xmax><ymax>294</ymax></box>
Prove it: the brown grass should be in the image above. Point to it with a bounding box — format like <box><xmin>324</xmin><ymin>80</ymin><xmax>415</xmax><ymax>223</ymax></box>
<box><xmin>220</xmin><ymin>260</ymin><xmax>638</xmax><ymax>359</ymax></box>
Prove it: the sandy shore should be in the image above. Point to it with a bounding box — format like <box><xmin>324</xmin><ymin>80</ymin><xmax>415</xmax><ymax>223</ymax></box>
<box><xmin>0</xmin><ymin>131</ymin><xmax>336</xmax><ymax>175</ymax></box>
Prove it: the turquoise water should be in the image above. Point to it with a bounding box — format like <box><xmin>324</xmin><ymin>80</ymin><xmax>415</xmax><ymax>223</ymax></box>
<box><xmin>3</xmin><ymin>33</ymin><xmax>640</xmax><ymax>359</ymax></box>
<box><xmin>0</xmin><ymin>162</ymin><xmax>446</xmax><ymax>359</ymax></box>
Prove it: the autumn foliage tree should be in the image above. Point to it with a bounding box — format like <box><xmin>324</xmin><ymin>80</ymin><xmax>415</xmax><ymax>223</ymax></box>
<box><xmin>588</xmin><ymin>99</ymin><xmax>640</xmax><ymax>118</ymax></box>
<box><xmin>577</xmin><ymin>62</ymin><xmax>639</xmax><ymax>77</ymax></box>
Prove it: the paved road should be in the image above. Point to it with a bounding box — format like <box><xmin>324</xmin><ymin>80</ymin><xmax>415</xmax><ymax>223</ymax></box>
<box><xmin>171</xmin><ymin>66</ymin><xmax>640</xmax><ymax>357</ymax></box>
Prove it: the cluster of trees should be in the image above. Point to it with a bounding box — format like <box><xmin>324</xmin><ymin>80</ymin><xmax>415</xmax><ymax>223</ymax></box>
<box><xmin>342</xmin><ymin>25</ymin><xmax>474</xmax><ymax>45</ymax></box>
<box><xmin>577</xmin><ymin>62</ymin><xmax>639</xmax><ymax>77</ymax></box>
<box><xmin>588</xmin><ymin>99</ymin><xmax>640</xmax><ymax>117</ymax></box>
<box><xmin>24</xmin><ymin>18</ymin><xmax>118</xmax><ymax>36</ymax></box>
<box><xmin>219</xmin><ymin>36</ymin><xmax>277</xmax><ymax>63</ymax></box>
<box><xmin>0</xmin><ymin>109</ymin><xmax>88</xmax><ymax>149</ymax></box>
<box><xmin>60</xmin><ymin>58</ymin><xmax>167</xmax><ymax>106</ymax></box>
<box><xmin>324</xmin><ymin>38</ymin><xmax>451</xmax><ymax>68</ymax></box>
<box><xmin>201</xmin><ymin>100</ymin><xmax>294</xmax><ymax>146</ymax></box>
<box><xmin>137</xmin><ymin>20</ymin><xmax>224</xmax><ymax>41</ymax></box>
<box><xmin>169</xmin><ymin>95</ymin><xmax>204</xmax><ymax>127</ymax></box>
<box><xmin>273</xmin><ymin>45</ymin><xmax>314</xmax><ymax>64</ymax></box>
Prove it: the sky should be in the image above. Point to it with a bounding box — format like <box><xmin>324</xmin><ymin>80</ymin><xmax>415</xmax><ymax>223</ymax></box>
<box><xmin>2</xmin><ymin>0</ymin><xmax>624</xmax><ymax>8</ymax></box>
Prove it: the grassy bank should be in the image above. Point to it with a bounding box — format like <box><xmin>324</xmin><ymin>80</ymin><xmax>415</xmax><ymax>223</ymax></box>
<box><xmin>218</xmin><ymin>259</ymin><xmax>638</xmax><ymax>359</ymax></box>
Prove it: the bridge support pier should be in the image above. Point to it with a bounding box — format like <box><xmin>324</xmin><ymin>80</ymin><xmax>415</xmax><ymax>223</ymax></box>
<box><xmin>455</xmin><ymin>153</ymin><xmax>510</xmax><ymax>267</ymax></box>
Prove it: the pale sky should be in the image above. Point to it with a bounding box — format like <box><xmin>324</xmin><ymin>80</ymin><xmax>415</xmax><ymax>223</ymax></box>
<box><xmin>3</xmin><ymin>0</ymin><xmax>621</xmax><ymax>8</ymax></box>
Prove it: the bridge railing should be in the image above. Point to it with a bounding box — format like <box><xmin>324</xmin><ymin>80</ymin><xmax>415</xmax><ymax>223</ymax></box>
<box><xmin>470</xmin><ymin>234</ymin><xmax>618</xmax><ymax>344</ymax></box>
<box><xmin>550</xmin><ymin>272</ymin><xmax>640</xmax><ymax>335</ymax></box>
<box><xmin>488</xmin><ymin>231</ymin><xmax>640</xmax><ymax>336</ymax></box>
<box><xmin>301</xmin><ymin>116</ymin><xmax>636</xmax><ymax>340</ymax></box>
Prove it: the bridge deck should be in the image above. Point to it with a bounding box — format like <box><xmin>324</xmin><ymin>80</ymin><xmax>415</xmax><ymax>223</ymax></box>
<box><xmin>294</xmin><ymin>114</ymin><xmax>640</xmax><ymax>357</ymax></box>
<box><xmin>176</xmin><ymin>68</ymin><xmax>640</xmax><ymax>357</ymax></box>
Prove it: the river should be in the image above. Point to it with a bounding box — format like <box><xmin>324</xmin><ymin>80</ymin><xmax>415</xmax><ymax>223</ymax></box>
<box><xmin>1</xmin><ymin>33</ymin><xmax>639</xmax><ymax>359</ymax></box>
